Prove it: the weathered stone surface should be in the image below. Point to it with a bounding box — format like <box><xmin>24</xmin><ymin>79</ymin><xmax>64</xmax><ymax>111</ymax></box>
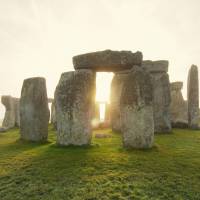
<box><xmin>142</xmin><ymin>60</ymin><xmax>168</xmax><ymax>73</ymax></box>
<box><xmin>55</xmin><ymin>70</ymin><xmax>95</xmax><ymax>146</ymax></box>
<box><xmin>187</xmin><ymin>65</ymin><xmax>199</xmax><ymax>129</ymax></box>
<box><xmin>110</xmin><ymin>71</ymin><xmax>130</xmax><ymax>132</ymax></box>
<box><xmin>73</xmin><ymin>50</ymin><xmax>143</xmax><ymax>72</ymax></box>
<box><xmin>170</xmin><ymin>82</ymin><xmax>188</xmax><ymax>128</ymax></box>
<box><xmin>1</xmin><ymin>96</ymin><xmax>15</xmax><ymax>129</ymax></box>
<box><xmin>50</xmin><ymin>100</ymin><xmax>57</xmax><ymax>129</ymax></box>
<box><xmin>120</xmin><ymin>67</ymin><xmax>154</xmax><ymax>149</ymax></box>
<box><xmin>143</xmin><ymin>60</ymin><xmax>171</xmax><ymax>133</ymax></box>
<box><xmin>20</xmin><ymin>77</ymin><xmax>50</xmax><ymax>142</ymax></box>
<box><xmin>13</xmin><ymin>98</ymin><xmax>20</xmax><ymax>127</ymax></box>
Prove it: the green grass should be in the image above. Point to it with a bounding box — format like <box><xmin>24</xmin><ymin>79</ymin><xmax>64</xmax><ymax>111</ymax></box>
<box><xmin>0</xmin><ymin>126</ymin><xmax>200</xmax><ymax>200</ymax></box>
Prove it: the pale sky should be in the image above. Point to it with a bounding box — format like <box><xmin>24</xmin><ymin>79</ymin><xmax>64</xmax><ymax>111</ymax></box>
<box><xmin>0</xmin><ymin>0</ymin><xmax>200</xmax><ymax>119</ymax></box>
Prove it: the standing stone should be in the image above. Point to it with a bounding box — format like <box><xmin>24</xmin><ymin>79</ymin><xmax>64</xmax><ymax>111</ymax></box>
<box><xmin>170</xmin><ymin>82</ymin><xmax>188</xmax><ymax>128</ymax></box>
<box><xmin>110</xmin><ymin>71</ymin><xmax>130</xmax><ymax>132</ymax></box>
<box><xmin>1</xmin><ymin>96</ymin><xmax>15</xmax><ymax>129</ymax></box>
<box><xmin>142</xmin><ymin>60</ymin><xmax>171</xmax><ymax>133</ymax></box>
<box><xmin>55</xmin><ymin>70</ymin><xmax>95</xmax><ymax>146</ymax></box>
<box><xmin>187</xmin><ymin>65</ymin><xmax>199</xmax><ymax>129</ymax></box>
<box><xmin>20</xmin><ymin>77</ymin><xmax>50</xmax><ymax>142</ymax></box>
<box><xmin>50</xmin><ymin>100</ymin><xmax>57</xmax><ymax>129</ymax></box>
<box><xmin>120</xmin><ymin>67</ymin><xmax>154</xmax><ymax>149</ymax></box>
<box><xmin>13</xmin><ymin>98</ymin><xmax>20</xmax><ymax>127</ymax></box>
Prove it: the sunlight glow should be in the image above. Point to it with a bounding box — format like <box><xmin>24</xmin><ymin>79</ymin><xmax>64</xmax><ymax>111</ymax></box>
<box><xmin>96</xmin><ymin>72</ymin><xmax>113</xmax><ymax>123</ymax></box>
<box><xmin>96</xmin><ymin>72</ymin><xmax>114</xmax><ymax>103</ymax></box>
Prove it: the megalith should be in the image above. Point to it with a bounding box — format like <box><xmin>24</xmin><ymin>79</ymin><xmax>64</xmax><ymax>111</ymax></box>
<box><xmin>120</xmin><ymin>67</ymin><xmax>154</xmax><ymax>149</ymax></box>
<box><xmin>73</xmin><ymin>50</ymin><xmax>143</xmax><ymax>72</ymax></box>
<box><xmin>1</xmin><ymin>96</ymin><xmax>15</xmax><ymax>129</ymax></box>
<box><xmin>55</xmin><ymin>70</ymin><xmax>95</xmax><ymax>146</ymax></box>
<box><xmin>50</xmin><ymin>100</ymin><xmax>57</xmax><ymax>129</ymax></box>
<box><xmin>187</xmin><ymin>65</ymin><xmax>199</xmax><ymax>129</ymax></box>
<box><xmin>170</xmin><ymin>82</ymin><xmax>188</xmax><ymax>128</ymax></box>
<box><xmin>110</xmin><ymin>70</ymin><xmax>130</xmax><ymax>132</ymax></box>
<box><xmin>13</xmin><ymin>98</ymin><xmax>20</xmax><ymax>127</ymax></box>
<box><xmin>142</xmin><ymin>60</ymin><xmax>171</xmax><ymax>133</ymax></box>
<box><xmin>20</xmin><ymin>77</ymin><xmax>50</xmax><ymax>142</ymax></box>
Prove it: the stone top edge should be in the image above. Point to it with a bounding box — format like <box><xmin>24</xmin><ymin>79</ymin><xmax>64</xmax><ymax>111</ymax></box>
<box><xmin>170</xmin><ymin>81</ymin><xmax>183</xmax><ymax>90</ymax></box>
<box><xmin>24</xmin><ymin>77</ymin><xmax>46</xmax><ymax>82</ymax></box>
<box><xmin>142</xmin><ymin>60</ymin><xmax>169</xmax><ymax>73</ymax></box>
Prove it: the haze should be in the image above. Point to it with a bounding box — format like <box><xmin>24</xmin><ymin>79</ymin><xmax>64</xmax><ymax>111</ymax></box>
<box><xmin>0</xmin><ymin>0</ymin><xmax>200</xmax><ymax>119</ymax></box>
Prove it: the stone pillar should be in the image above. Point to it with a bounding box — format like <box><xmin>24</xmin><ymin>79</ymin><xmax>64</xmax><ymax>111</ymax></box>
<box><xmin>120</xmin><ymin>67</ymin><xmax>154</xmax><ymax>149</ymax></box>
<box><xmin>187</xmin><ymin>65</ymin><xmax>199</xmax><ymax>129</ymax></box>
<box><xmin>105</xmin><ymin>102</ymin><xmax>110</xmax><ymax>122</ymax></box>
<box><xmin>13</xmin><ymin>98</ymin><xmax>20</xmax><ymax>127</ymax></box>
<box><xmin>142</xmin><ymin>60</ymin><xmax>171</xmax><ymax>133</ymax></box>
<box><xmin>20</xmin><ymin>77</ymin><xmax>50</xmax><ymax>142</ymax></box>
<box><xmin>50</xmin><ymin>100</ymin><xmax>57</xmax><ymax>129</ymax></box>
<box><xmin>170</xmin><ymin>82</ymin><xmax>188</xmax><ymax>128</ymax></box>
<box><xmin>110</xmin><ymin>71</ymin><xmax>129</xmax><ymax>132</ymax></box>
<box><xmin>55</xmin><ymin>70</ymin><xmax>95</xmax><ymax>146</ymax></box>
<box><xmin>1</xmin><ymin>95</ymin><xmax>15</xmax><ymax>129</ymax></box>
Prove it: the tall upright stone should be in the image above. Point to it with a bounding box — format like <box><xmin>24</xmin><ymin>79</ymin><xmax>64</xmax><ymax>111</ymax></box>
<box><xmin>187</xmin><ymin>65</ymin><xmax>199</xmax><ymax>129</ymax></box>
<box><xmin>50</xmin><ymin>100</ymin><xmax>57</xmax><ymax>129</ymax></box>
<box><xmin>110</xmin><ymin>71</ymin><xmax>130</xmax><ymax>132</ymax></box>
<box><xmin>55</xmin><ymin>70</ymin><xmax>95</xmax><ymax>146</ymax></box>
<box><xmin>13</xmin><ymin>98</ymin><xmax>20</xmax><ymax>127</ymax></box>
<box><xmin>170</xmin><ymin>82</ymin><xmax>188</xmax><ymax>128</ymax></box>
<box><xmin>20</xmin><ymin>77</ymin><xmax>50</xmax><ymax>142</ymax></box>
<box><xmin>142</xmin><ymin>60</ymin><xmax>171</xmax><ymax>133</ymax></box>
<box><xmin>120</xmin><ymin>67</ymin><xmax>154</xmax><ymax>149</ymax></box>
<box><xmin>1</xmin><ymin>96</ymin><xmax>15</xmax><ymax>129</ymax></box>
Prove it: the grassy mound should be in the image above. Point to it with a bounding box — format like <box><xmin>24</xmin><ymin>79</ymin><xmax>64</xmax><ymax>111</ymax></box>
<box><xmin>0</xmin><ymin>126</ymin><xmax>200</xmax><ymax>200</ymax></box>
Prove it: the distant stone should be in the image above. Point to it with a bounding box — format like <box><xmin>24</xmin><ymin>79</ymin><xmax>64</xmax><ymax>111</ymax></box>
<box><xmin>143</xmin><ymin>60</ymin><xmax>171</xmax><ymax>133</ymax></box>
<box><xmin>20</xmin><ymin>77</ymin><xmax>50</xmax><ymax>142</ymax></box>
<box><xmin>48</xmin><ymin>98</ymin><xmax>54</xmax><ymax>103</ymax></box>
<box><xmin>110</xmin><ymin>70</ymin><xmax>130</xmax><ymax>132</ymax></box>
<box><xmin>73</xmin><ymin>50</ymin><xmax>143</xmax><ymax>72</ymax></box>
<box><xmin>170</xmin><ymin>82</ymin><xmax>188</xmax><ymax>128</ymax></box>
<box><xmin>1</xmin><ymin>96</ymin><xmax>15</xmax><ymax>129</ymax></box>
<box><xmin>142</xmin><ymin>60</ymin><xmax>168</xmax><ymax>73</ymax></box>
<box><xmin>187</xmin><ymin>65</ymin><xmax>199</xmax><ymax>129</ymax></box>
<box><xmin>0</xmin><ymin>127</ymin><xmax>8</xmax><ymax>133</ymax></box>
<box><xmin>55</xmin><ymin>70</ymin><xmax>95</xmax><ymax>146</ymax></box>
<box><xmin>120</xmin><ymin>67</ymin><xmax>154</xmax><ymax>149</ymax></box>
<box><xmin>13</xmin><ymin>98</ymin><xmax>20</xmax><ymax>127</ymax></box>
<box><xmin>95</xmin><ymin>133</ymin><xmax>112</xmax><ymax>138</ymax></box>
<box><xmin>50</xmin><ymin>100</ymin><xmax>57</xmax><ymax>129</ymax></box>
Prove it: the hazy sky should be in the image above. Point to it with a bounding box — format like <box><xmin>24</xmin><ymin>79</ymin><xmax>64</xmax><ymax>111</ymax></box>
<box><xmin>0</xmin><ymin>0</ymin><xmax>200</xmax><ymax>119</ymax></box>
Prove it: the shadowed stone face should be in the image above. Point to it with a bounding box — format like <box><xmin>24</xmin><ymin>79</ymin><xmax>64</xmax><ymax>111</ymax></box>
<box><xmin>142</xmin><ymin>60</ymin><xmax>171</xmax><ymax>133</ymax></box>
<box><xmin>55</xmin><ymin>70</ymin><xmax>95</xmax><ymax>146</ymax></box>
<box><xmin>73</xmin><ymin>50</ymin><xmax>143</xmax><ymax>72</ymax></box>
<box><xmin>20</xmin><ymin>77</ymin><xmax>50</xmax><ymax>142</ymax></box>
<box><xmin>13</xmin><ymin>98</ymin><xmax>20</xmax><ymax>127</ymax></box>
<box><xmin>110</xmin><ymin>71</ymin><xmax>130</xmax><ymax>132</ymax></box>
<box><xmin>50</xmin><ymin>100</ymin><xmax>56</xmax><ymax>129</ymax></box>
<box><xmin>120</xmin><ymin>67</ymin><xmax>154</xmax><ymax>149</ymax></box>
<box><xmin>1</xmin><ymin>96</ymin><xmax>15</xmax><ymax>129</ymax></box>
<box><xmin>170</xmin><ymin>82</ymin><xmax>188</xmax><ymax>128</ymax></box>
<box><xmin>187</xmin><ymin>65</ymin><xmax>199</xmax><ymax>129</ymax></box>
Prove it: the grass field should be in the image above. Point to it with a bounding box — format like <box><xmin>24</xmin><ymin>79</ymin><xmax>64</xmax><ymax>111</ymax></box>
<box><xmin>0</xmin><ymin>126</ymin><xmax>200</xmax><ymax>200</ymax></box>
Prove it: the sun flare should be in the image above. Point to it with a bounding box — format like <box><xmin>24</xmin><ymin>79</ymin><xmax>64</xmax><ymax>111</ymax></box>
<box><xmin>96</xmin><ymin>72</ymin><xmax>114</xmax><ymax>103</ymax></box>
